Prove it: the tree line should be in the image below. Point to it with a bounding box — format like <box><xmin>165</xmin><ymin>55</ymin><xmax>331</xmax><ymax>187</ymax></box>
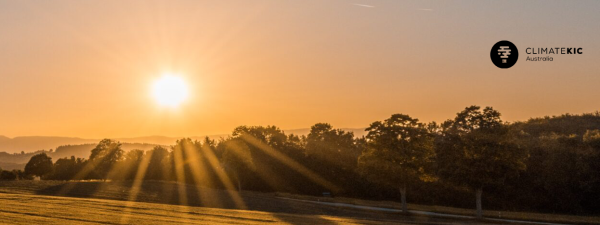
<box><xmin>8</xmin><ymin>106</ymin><xmax>600</xmax><ymax>217</ymax></box>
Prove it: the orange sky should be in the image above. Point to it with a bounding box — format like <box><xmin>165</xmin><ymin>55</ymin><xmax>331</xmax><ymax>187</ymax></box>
<box><xmin>1</xmin><ymin>1</ymin><xmax>599</xmax><ymax>138</ymax></box>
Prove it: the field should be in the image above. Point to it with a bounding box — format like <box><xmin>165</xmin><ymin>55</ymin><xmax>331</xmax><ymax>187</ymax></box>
<box><xmin>0</xmin><ymin>193</ymin><xmax>407</xmax><ymax>225</ymax></box>
<box><xmin>0</xmin><ymin>180</ymin><xmax>597</xmax><ymax>225</ymax></box>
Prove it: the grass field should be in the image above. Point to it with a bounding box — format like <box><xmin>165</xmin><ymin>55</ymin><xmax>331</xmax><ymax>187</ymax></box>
<box><xmin>0</xmin><ymin>192</ymin><xmax>407</xmax><ymax>225</ymax></box>
<box><xmin>0</xmin><ymin>180</ymin><xmax>597</xmax><ymax>224</ymax></box>
<box><xmin>275</xmin><ymin>193</ymin><xmax>600</xmax><ymax>225</ymax></box>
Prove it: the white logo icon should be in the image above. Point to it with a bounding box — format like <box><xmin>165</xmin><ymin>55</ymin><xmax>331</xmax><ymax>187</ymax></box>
<box><xmin>498</xmin><ymin>46</ymin><xmax>511</xmax><ymax>63</ymax></box>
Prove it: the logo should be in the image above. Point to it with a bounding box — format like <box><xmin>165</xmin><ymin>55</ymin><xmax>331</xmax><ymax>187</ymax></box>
<box><xmin>490</xmin><ymin>40</ymin><xmax>518</xmax><ymax>69</ymax></box>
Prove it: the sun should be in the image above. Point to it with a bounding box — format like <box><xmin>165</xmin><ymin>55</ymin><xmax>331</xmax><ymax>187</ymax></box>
<box><xmin>152</xmin><ymin>75</ymin><xmax>189</xmax><ymax>107</ymax></box>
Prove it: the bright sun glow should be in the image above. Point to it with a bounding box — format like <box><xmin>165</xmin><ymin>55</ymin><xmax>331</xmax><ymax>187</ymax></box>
<box><xmin>152</xmin><ymin>75</ymin><xmax>189</xmax><ymax>107</ymax></box>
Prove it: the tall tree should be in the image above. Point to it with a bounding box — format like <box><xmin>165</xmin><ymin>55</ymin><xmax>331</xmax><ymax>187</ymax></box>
<box><xmin>120</xmin><ymin>149</ymin><xmax>145</xmax><ymax>180</ymax></box>
<box><xmin>169</xmin><ymin>138</ymin><xmax>196</xmax><ymax>184</ymax></box>
<box><xmin>358</xmin><ymin>114</ymin><xmax>435</xmax><ymax>214</ymax></box>
<box><xmin>220</xmin><ymin>138</ymin><xmax>255</xmax><ymax>192</ymax></box>
<box><xmin>53</xmin><ymin>156</ymin><xmax>76</xmax><ymax>180</ymax></box>
<box><xmin>436</xmin><ymin>106</ymin><xmax>527</xmax><ymax>218</ymax></box>
<box><xmin>229</xmin><ymin>125</ymin><xmax>334</xmax><ymax>193</ymax></box>
<box><xmin>306</xmin><ymin>123</ymin><xmax>361</xmax><ymax>194</ymax></box>
<box><xmin>145</xmin><ymin>146</ymin><xmax>170</xmax><ymax>181</ymax></box>
<box><xmin>89</xmin><ymin>139</ymin><xmax>124</xmax><ymax>180</ymax></box>
<box><xmin>232</xmin><ymin>125</ymin><xmax>288</xmax><ymax>148</ymax></box>
<box><xmin>24</xmin><ymin>153</ymin><xmax>54</xmax><ymax>179</ymax></box>
<box><xmin>197</xmin><ymin>137</ymin><xmax>225</xmax><ymax>189</ymax></box>
<box><xmin>306</xmin><ymin>123</ymin><xmax>360</xmax><ymax>171</ymax></box>
<box><xmin>52</xmin><ymin>156</ymin><xmax>87</xmax><ymax>181</ymax></box>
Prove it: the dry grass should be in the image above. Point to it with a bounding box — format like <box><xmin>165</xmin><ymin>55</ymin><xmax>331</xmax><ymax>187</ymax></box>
<box><xmin>0</xmin><ymin>192</ymin><xmax>400</xmax><ymax>225</ymax></box>
<box><xmin>1</xmin><ymin>180</ymin><xmax>499</xmax><ymax>224</ymax></box>
<box><xmin>274</xmin><ymin>192</ymin><xmax>600</xmax><ymax>225</ymax></box>
<box><xmin>2</xmin><ymin>180</ymin><xmax>596</xmax><ymax>224</ymax></box>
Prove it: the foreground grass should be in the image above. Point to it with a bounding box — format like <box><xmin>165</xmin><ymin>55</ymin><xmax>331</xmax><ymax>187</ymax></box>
<box><xmin>275</xmin><ymin>193</ymin><xmax>600</xmax><ymax>225</ymax></box>
<box><xmin>1</xmin><ymin>180</ymin><xmax>594</xmax><ymax>224</ymax></box>
<box><xmin>0</xmin><ymin>192</ymin><xmax>401</xmax><ymax>225</ymax></box>
<box><xmin>1</xmin><ymin>180</ymin><xmax>499</xmax><ymax>225</ymax></box>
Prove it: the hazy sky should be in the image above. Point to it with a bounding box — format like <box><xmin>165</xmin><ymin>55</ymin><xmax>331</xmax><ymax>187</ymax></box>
<box><xmin>1</xmin><ymin>0</ymin><xmax>599</xmax><ymax>138</ymax></box>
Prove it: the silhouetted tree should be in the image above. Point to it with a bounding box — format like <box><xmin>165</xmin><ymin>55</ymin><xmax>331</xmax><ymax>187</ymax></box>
<box><xmin>0</xmin><ymin>170</ymin><xmax>17</xmax><ymax>180</ymax></box>
<box><xmin>14</xmin><ymin>170</ymin><xmax>29</xmax><ymax>180</ymax></box>
<box><xmin>227</xmin><ymin>125</ymin><xmax>329</xmax><ymax>194</ymax></box>
<box><xmin>169</xmin><ymin>138</ymin><xmax>198</xmax><ymax>184</ymax></box>
<box><xmin>436</xmin><ymin>106</ymin><xmax>527</xmax><ymax>218</ymax></box>
<box><xmin>89</xmin><ymin>139</ymin><xmax>124</xmax><ymax>180</ymax></box>
<box><xmin>145</xmin><ymin>146</ymin><xmax>170</xmax><ymax>181</ymax></box>
<box><xmin>306</xmin><ymin>123</ymin><xmax>359</xmax><ymax>171</ymax></box>
<box><xmin>118</xmin><ymin>149</ymin><xmax>145</xmax><ymax>180</ymax></box>
<box><xmin>306</xmin><ymin>123</ymin><xmax>361</xmax><ymax>194</ymax></box>
<box><xmin>220</xmin><ymin>138</ymin><xmax>255</xmax><ymax>191</ymax></box>
<box><xmin>24</xmin><ymin>153</ymin><xmax>54</xmax><ymax>179</ymax></box>
<box><xmin>232</xmin><ymin>125</ymin><xmax>288</xmax><ymax>148</ymax></box>
<box><xmin>358</xmin><ymin>114</ymin><xmax>435</xmax><ymax>213</ymax></box>
<box><xmin>53</xmin><ymin>156</ymin><xmax>77</xmax><ymax>180</ymax></box>
<box><xmin>197</xmin><ymin>137</ymin><xmax>226</xmax><ymax>189</ymax></box>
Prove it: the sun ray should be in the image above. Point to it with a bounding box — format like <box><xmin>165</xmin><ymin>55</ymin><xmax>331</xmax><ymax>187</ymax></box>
<box><xmin>223</xmin><ymin>139</ymin><xmax>288</xmax><ymax>191</ymax></box>
<box><xmin>199</xmin><ymin>141</ymin><xmax>247</xmax><ymax>209</ymax></box>
<box><xmin>172</xmin><ymin>144</ymin><xmax>189</xmax><ymax>206</ymax></box>
<box><xmin>56</xmin><ymin>159</ymin><xmax>101</xmax><ymax>196</ymax></box>
<box><xmin>240</xmin><ymin>134</ymin><xmax>341</xmax><ymax>193</ymax></box>
<box><xmin>119</xmin><ymin>150</ymin><xmax>153</xmax><ymax>224</ymax></box>
<box><xmin>170</xmin><ymin>143</ymin><xmax>193</xmax><ymax>222</ymax></box>
<box><xmin>179</xmin><ymin>140</ymin><xmax>220</xmax><ymax>207</ymax></box>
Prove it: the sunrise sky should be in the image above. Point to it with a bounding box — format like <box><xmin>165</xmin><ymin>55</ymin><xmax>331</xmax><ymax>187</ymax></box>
<box><xmin>1</xmin><ymin>0</ymin><xmax>599</xmax><ymax>138</ymax></box>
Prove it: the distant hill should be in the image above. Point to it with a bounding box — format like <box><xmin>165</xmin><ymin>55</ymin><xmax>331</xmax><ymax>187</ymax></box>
<box><xmin>0</xmin><ymin>136</ymin><xmax>206</xmax><ymax>154</ymax></box>
<box><xmin>0</xmin><ymin>143</ymin><xmax>159</xmax><ymax>171</ymax></box>
<box><xmin>0</xmin><ymin>136</ymin><xmax>97</xmax><ymax>154</ymax></box>
<box><xmin>0</xmin><ymin>161</ymin><xmax>25</xmax><ymax>171</ymax></box>
<box><xmin>0</xmin><ymin>128</ymin><xmax>367</xmax><ymax>154</ymax></box>
<box><xmin>0</xmin><ymin>136</ymin><xmax>10</xmax><ymax>142</ymax></box>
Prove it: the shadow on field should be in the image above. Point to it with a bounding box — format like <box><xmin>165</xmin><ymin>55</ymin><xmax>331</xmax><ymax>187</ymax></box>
<box><xmin>31</xmin><ymin>181</ymin><xmax>344</xmax><ymax>224</ymax></box>
<box><xmin>28</xmin><ymin>180</ymin><xmax>462</xmax><ymax>224</ymax></box>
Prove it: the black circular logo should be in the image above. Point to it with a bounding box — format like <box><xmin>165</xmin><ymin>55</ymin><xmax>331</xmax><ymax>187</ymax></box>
<box><xmin>490</xmin><ymin>40</ymin><xmax>518</xmax><ymax>69</ymax></box>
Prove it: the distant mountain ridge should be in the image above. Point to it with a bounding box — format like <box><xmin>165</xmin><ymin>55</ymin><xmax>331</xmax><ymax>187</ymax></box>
<box><xmin>0</xmin><ymin>128</ymin><xmax>367</xmax><ymax>154</ymax></box>
<box><xmin>0</xmin><ymin>136</ymin><xmax>98</xmax><ymax>154</ymax></box>
<box><xmin>0</xmin><ymin>135</ymin><xmax>219</xmax><ymax>154</ymax></box>
<box><xmin>0</xmin><ymin>143</ymin><xmax>159</xmax><ymax>171</ymax></box>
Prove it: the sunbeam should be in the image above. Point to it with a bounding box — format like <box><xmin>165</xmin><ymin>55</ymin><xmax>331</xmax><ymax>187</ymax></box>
<box><xmin>119</xmin><ymin>150</ymin><xmax>153</xmax><ymax>224</ymax></box>
<box><xmin>178</xmin><ymin>139</ymin><xmax>219</xmax><ymax>207</ymax></box>
<box><xmin>172</xmin><ymin>145</ymin><xmax>189</xmax><ymax>206</ymax></box>
<box><xmin>221</xmin><ymin>138</ymin><xmax>290</xmax><ymax>192</ymax></box>
<box><xmin>239</xmin><ymin>134</ymin><xmax>341</xmax><ymax>193</ymax></box>
<box><xmin>198</xmin><ymin>141</ymin><xmax>248</xmax><ymax>209</ymax></box>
